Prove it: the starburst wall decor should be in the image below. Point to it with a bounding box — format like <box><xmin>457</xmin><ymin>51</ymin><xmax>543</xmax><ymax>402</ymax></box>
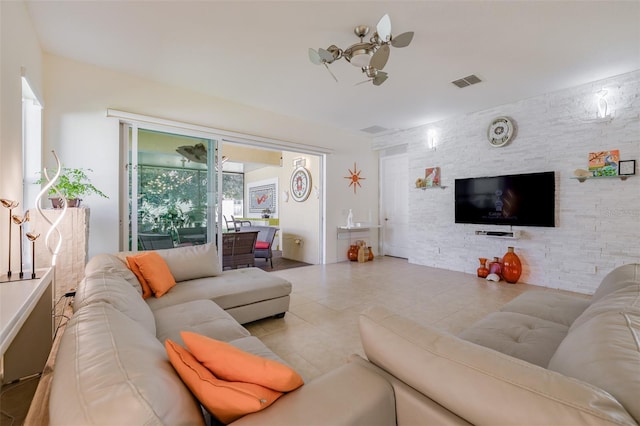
<box><xmin>344</xmin><ymin>162</ymin><xmax>366</xmax><ymax>194</ymax></box>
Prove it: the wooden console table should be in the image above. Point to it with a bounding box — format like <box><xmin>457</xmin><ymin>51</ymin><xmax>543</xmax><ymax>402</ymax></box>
<box><xmin>0</xmin><ymin>268</ymin><xmax>53</xmax><ymax>384</ymax></box>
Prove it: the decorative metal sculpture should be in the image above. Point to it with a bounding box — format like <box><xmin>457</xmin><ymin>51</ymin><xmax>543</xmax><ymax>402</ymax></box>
<box><xmin>26</xmin><ymin>232</ymin><xmax>40</xmax><ymax>279</ymax></box>
<box><xmin>11</xmin><ymin>210</ymin><xmax>30</xmax><ymax>278</ymax></box>
<box><xmin>1</xmin><ymin>198</ymin><xmax>19</xmax><ymax>277</ymax></box>
<box><xmin>35</xmin><ymin>150</ymin><xmax>66</xmax><ymax>266</ymax></box>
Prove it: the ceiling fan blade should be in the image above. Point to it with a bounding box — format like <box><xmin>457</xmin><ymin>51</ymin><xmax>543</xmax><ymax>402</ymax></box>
<box><xmin>370</xmin><ymin>45</ymin><xmax>390</xmax><ymax>70</ymax></box>
<box><xmin>318</xmin><ymin>48</ymin><xmax>334</xmax><ymax>63</ymax></box>
<box><xmin>391</xmin><ymin>31</ymin><xmax>414</xmax><ymax>48</ymax></box>
<box><xmin>354</xmin><ymin>79</ymin><xmax>371</xmax><ymax>86</ymax></box>
<box><xmin>309</xmin><ymin>48</ymin><xmax>322</xmax><ymax>65</ymax></box>
<box><xmin>323</xmin><ymin>63</ymin><xmax>338</xmax><ymax>82</ymax></box>
<box><xmin>377</xmin><ymin>13</ymin><xmax>392</xmax><ymax>42</ymax></box>
<box><xmin>373</xmin><ymin>71</ymin><xmax>388</xmax><ymax>86</ymax></box>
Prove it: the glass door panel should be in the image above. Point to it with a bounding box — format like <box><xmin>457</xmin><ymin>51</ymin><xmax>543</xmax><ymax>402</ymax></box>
<box><xmin>125</xmin><ymin>126</ymin><xmax>218</xmax><ymax>251</ymax></box>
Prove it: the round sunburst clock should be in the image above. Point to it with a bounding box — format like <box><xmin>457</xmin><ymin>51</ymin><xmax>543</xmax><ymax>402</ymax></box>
<box><xmin>290</xmin><ymin>167</ymin><xmax>311</xmax><ymax>202</ymax></box>
<box><xmin>488</xmin><ymin>116</ymin><xmax>516</xmax><ymax>147</ymax></box>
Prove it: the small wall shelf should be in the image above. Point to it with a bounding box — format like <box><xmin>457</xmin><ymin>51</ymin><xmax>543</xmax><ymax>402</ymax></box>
<box><xmin>475</xmin><ymin>230</ymin><xmax>521</xmax><ymax>239</ymax></box>
<box><xmin>571</xmin><ymin>175</ymin><xmax>634</xmax><ymax>182</ymax></box>
<box><xmin>417</xmin><ymin>185</ymin><xmax>447</xmax><ymax>190</ymax></box>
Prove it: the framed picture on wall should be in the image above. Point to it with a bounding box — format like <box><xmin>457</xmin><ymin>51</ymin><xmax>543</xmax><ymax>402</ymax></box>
<box><xmin>248</xmin><ymin>183</ymin><xmax>276</xmax><ymax>213</ymax></box>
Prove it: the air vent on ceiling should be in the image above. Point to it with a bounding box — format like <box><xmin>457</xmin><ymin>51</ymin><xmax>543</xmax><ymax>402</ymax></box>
<box><xmin>360</xmin><ymin>125</ymin><xmax>389</xmax><ymax>134</ymax></box>
<box><xmin>452</xmin><ymin>74</ymin><xmax>482</xmax><ymax>88</ymax></box>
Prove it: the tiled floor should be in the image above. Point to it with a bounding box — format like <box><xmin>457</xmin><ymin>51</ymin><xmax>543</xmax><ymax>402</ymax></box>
<box><xmin>246</xmin><ymin>256</ymin><xmax>571</xmax><ymax>382</ymax></box>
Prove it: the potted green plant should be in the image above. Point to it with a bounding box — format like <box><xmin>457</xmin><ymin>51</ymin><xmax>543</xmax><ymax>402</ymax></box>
<box><xmin>37</xmin><ymin>167</ymin><xmax>108</xmax><ymax>208</ymax></box>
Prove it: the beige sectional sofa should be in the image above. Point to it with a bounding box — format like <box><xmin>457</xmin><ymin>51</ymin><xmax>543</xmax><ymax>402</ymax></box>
<box><xmin>48</xmin><ymin>248</ymin><xmax>639</xmax><ymax>425</ymax></box>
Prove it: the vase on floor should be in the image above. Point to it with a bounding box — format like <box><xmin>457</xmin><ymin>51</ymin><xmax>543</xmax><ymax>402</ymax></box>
<box><xmin>477</xmin><ymin>258</ymin><xmax>489</xmax><ymax>278</ymax></box>
<box><xmin>348</xmin><ymin>245</ymin><xmax>358</xmax><ymax>261</ymax></box>
<box><xmin>488</xmin><ymin>257</ymin><xmax>502</xmax><ymax>278</ymax></box>
<box><xmin>502</xmin><ymin>246</ymin><xmax>522</xmax><ymax>284</ymax></box>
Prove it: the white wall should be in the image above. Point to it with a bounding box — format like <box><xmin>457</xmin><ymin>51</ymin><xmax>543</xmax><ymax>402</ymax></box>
<box><xmin>0</xmin><ymin>1</ymin><xmax>43</xmax><ymax>274</ymax></box>
<box><xmin>43</xmin><ymin>54</ymin><xmax>378</xmax><ymax>262</ymax></box>
<box><xmin>375</xmin><ymin>70</ymin><xmax>640</xmax><ymax>294</ymax></box>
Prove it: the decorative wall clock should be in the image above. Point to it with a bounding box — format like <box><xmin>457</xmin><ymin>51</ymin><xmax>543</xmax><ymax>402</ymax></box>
<box><xmin>290</xmin><ymin>167</ymin><xmax>311</xmax><ymax>202</ymax></box>
<box><xmin>344</xmin><ymin>162</ymin><xmax>366</xmax><ymax>194</ymax></box>
<box><xmin>487</xmin><ymin>116</ymin><xmax>516</xmax><ymax>147</ymax></box>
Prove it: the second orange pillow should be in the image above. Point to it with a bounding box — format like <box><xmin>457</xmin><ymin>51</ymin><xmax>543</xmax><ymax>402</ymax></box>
<box><xmin>182</xmin><ymin>331</ymin><xmax>304</xmax><ymax>392</ymax></box>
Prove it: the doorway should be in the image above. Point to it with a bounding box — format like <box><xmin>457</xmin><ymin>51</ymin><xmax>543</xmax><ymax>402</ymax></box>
<box><xmin>380</xmin><ymin>152</ymin><xmax>410</xmax><ymax>258</ymax></box>
<box><xmin>116</xmin><ymin>113</ymin><xmax>327</xmax><ymax>265</ymax></box>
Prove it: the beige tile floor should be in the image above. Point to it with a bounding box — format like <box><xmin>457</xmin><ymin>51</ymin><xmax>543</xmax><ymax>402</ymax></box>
<box><xmin>246</xmin><ymin>256</ymin><xmax>572</xmax><ymax>382</ymax></box>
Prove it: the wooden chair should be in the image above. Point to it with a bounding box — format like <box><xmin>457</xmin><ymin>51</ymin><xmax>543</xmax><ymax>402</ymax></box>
<box><xmin>222</xmin><ymin>231</ymin><xmax>258</xmax><ymax>269</ymax></box>
<box><xmin>138</xmin><ymin>233</ymin><xmax>174</xmax><ymax>250</ymax></box>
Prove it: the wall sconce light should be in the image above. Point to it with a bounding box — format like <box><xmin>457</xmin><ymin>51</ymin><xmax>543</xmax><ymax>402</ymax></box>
<box><xmin>426</xmin><ymin>129</ymin><xmax>438</xmax><ymax>150</ymax></box>
<box><xmin>596</xmin><ymin>89</ymin><xmax>610</xmax><ymax>119</ymax></box>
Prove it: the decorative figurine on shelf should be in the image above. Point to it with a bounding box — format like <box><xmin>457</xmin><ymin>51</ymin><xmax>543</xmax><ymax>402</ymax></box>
<box><xmin>347</xmin><ymin>209</ymin><xmax>354</xmax><ymax>228</ymax></box>
<box><xmin>1</xmin><ymin>198</ymin><xmax>19</xmax><ymax>277</ymax></box>
<box><xmin>477</xmin><ymin>258</ymin><xmax>489</xmax><ymax>278</ymax></box>
<box><xmin>26</xmin><ymin>232</ymin><xmax>40</xmax><ymax>279</ymax></box>
<box><xmin>11</xmin><ymin>210</ymin><xmax>30</xmax><ymax>279</ymax></box>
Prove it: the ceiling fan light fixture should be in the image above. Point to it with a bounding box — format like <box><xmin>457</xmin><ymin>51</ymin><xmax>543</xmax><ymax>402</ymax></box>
<box><xmin>344</xmin><ymin>43</ymin><xmax>375</xmax><ymax>67</ymax></box>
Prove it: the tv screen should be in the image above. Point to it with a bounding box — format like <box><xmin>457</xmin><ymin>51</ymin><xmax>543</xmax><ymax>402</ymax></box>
<box><xmin>455</xmin><ymin>171</ymin><xmax>555</xmax><ymax>227</ymax></box>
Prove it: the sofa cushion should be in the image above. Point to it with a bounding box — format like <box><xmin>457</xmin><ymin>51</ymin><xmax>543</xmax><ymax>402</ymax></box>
<box><xmin>182</xmin><ymin>331</ymin><xmax>304</xmax><ymax>392</ymax></box>
<box><xmin>154</xmin><ymin>299</ymin><xmax>250</xmax><ymax>346</ymax></box>
<box><xmin>499</xmin><ymin>291</ymin><xmax>590</xmax><ymax>327</ymax></box>
<box><xmin>571</xmin><ymin>283</ymin><xmax>640</xmax><ymax>331</ymax></box>
<box><xmin>157</xmin><ymin>242</ymin><xmax>222</xmax><ymax>281</ymax></box>
<box><xmin>127</xmin><ymin>251</ymin><xmax>176</xmax><ymax>297</ymax></box>
<box><xmin>458</xmin><ymin>311</ymin><xmax>568</xmax><ymax>367</ymax></box>
<box><xmin>591</xmin><ymin>263</ymin><xmax>640</xmax><ymax>303</ymax></box>
<box><xmin>50</xmin><ymin>303</ymin><xmax>204</xmax><ymax>425</ymax></box>
<box><xmin>228</xmin><ymin>336</ymin><xmax>291</xmax><ymax>364</ymax></box>
<box><xmin>548</xmin><ymin>310</ymin><xmax>640</xmax><ymax>423</ymax></box>
<box><xmin>359</xmin><ymin>305</ymin><xmax>636</xmax><ymax>426</ymax></box>
<box><xmin>85</xmin><ymin>253</ymin><xmax>143</xmax><ymax>295</ymax></box>
<box><xmin>145</xmin><ymin>267</ymin><xmax>292</xmax><ymax>312</ymax></box>
<box><xmin>73</xmin><ymin>272</ymin><xmax>156</xmax><ymax>335</ymax></box>
<box><xmin>165</xmin><ymin>339</ymin><xmax>282</xmax><ymax>424</ymax></box>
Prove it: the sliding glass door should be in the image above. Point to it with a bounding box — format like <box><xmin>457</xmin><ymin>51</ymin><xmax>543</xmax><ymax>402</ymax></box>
<box><xmin>121</xmin><ymin>124</ymin><xmax>220</xmax><ymax>251</ymax></box>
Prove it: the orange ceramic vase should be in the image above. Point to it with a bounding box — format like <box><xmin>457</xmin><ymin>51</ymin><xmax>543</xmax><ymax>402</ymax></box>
<box><xmin>477</xmin><ymin>258</ymin><xmax>489</xmax><ymax>278</ymax></box>
<box><xmin>348</xmin><ymin>245</ymin><xmax>359</xmax><ymax>261</ymax></box>
<box><xmin>502</xmin><ymin>247</ymin><xmax>522</xmax><ymax>284</ymax></box>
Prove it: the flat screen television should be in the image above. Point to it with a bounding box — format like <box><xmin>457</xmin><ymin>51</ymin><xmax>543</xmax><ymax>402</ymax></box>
<box><xmin>455</xmin><ymin>171</ymin><xmax>555</xmax><ymax>227</ymax></box>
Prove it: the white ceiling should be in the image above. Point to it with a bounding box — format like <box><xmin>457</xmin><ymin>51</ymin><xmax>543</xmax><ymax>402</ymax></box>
<box><xmin>25</xmin><ymin>1</ymin><xmax>640</xmax><ymax>135</ymax></box>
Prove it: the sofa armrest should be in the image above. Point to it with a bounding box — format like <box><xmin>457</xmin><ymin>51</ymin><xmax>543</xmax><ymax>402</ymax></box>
<box><xmin>231</xmin><ymin>359</ymin><xmax>395</xmax><ymax>426</ymax></box>
<box><xmin>359</xmin><ymin>306</ymin><xmax>636</xmax><ymax>426</ymax></box>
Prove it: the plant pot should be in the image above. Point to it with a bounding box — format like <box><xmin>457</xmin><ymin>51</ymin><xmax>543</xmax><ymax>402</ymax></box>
<box><xmin>50</xmin><ymin>198</ymin><xmax>81</xmax><ymax>208</ymax></box>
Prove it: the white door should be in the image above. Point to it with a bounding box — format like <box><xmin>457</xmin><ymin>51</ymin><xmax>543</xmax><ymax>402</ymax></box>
<box><xmin>380</xmin><ymin>153</ymin><xmax>410</xmax><ymax>258</ymax></box>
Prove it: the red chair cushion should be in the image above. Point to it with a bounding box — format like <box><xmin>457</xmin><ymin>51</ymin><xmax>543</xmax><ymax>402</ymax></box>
<box><xmin>255</xmin><ymin>241</ymin><xmax>270</xmax><ymax>250</ymax></box>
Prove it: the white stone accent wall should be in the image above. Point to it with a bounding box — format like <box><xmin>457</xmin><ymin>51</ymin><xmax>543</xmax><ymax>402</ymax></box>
<box><xmin>374</xmin><ymin>70</ymin><xmax>640</xmax><ymax>294</ymax></box>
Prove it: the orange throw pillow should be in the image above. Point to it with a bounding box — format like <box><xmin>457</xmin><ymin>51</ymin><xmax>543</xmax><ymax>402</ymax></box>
<box><xmin>165</xmin><ymin>339</ymin><xmax>282</xmax><ymax>424</ymax></box>
<box><xmin>126</xmin><ymin>256</ymin><xmax>153</xmax><ymax>299</ymax></box>
<box><xmin>127</xmin><ymin>251</ymin><xmax>176</xmax><ymax>297</ymax></box>
<box><xmin>182</xmin><ymin>331</ymin><xmax>304</xmax><ymax>392</ymax></box>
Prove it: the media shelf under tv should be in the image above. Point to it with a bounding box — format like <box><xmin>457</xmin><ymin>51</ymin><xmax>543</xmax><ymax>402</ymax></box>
<box><xmin>475</xmin><ymin>230</ymin><xmax>521</xmax><ymax>239</ymax></box>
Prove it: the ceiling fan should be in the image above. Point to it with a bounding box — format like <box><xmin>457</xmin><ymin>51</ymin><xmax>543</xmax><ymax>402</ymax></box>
<box><xmin>309</xmin><ymin>14</ymin><xmax>414</xmax><ymax>86</ymax></box>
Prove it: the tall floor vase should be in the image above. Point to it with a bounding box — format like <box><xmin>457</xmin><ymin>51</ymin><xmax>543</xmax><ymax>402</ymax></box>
<box><xmin>502</xmin><ymin>246</ymin><xmax>522</xmax><ymax>284</ymax></box>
